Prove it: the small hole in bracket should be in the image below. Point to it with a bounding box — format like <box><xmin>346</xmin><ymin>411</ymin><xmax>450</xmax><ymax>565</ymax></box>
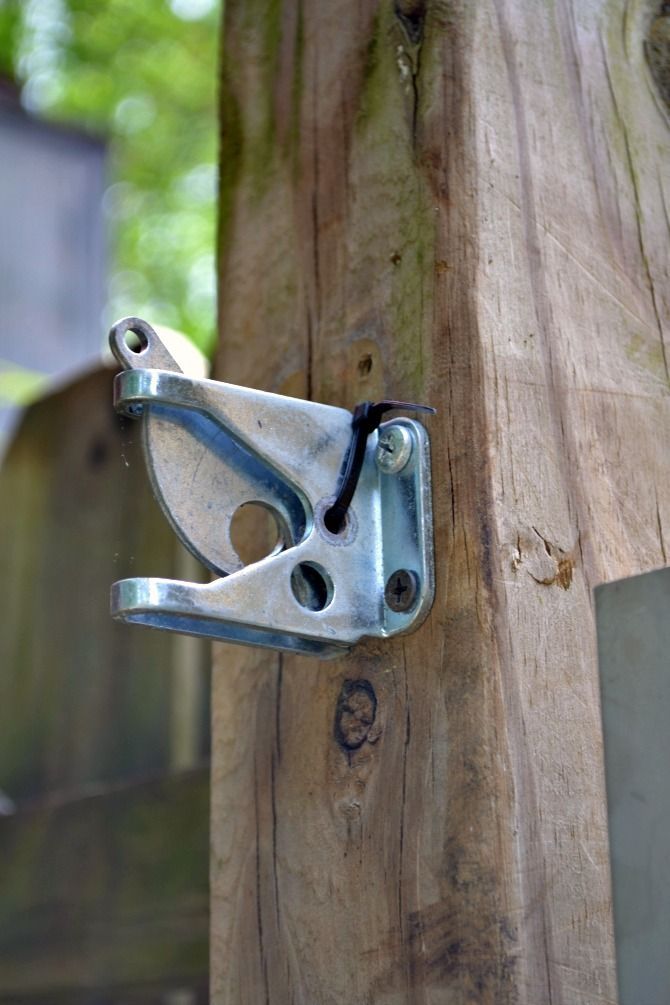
<box><xmin>230</xmin><ymin>502</ymin><xmax>284</xmax><ymax>567</ymax></box>
<box><xmin>314</xmin><ymin>496</ymin><xmax>358</xmax><ymax>546</ymax></box>
<box><xmin>322</xmin><ymin>507</ymin><xmax>348</xmax><ymax>536</ymax></box>
<box><xmin>125</xmin><ymin>327</ymin><xmax>148</xmax><ymax>353</ymax></box>
<box><xmin>291</xmin><ymin>562</ymin><xmax>333</xmax><ymax>612</ymax></box>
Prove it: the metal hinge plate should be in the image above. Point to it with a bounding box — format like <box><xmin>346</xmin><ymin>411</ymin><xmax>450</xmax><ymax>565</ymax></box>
<box><xmin>109</xmin><ymin>318</ymin><xmax>435</xmax><ymax>658</ymax></box>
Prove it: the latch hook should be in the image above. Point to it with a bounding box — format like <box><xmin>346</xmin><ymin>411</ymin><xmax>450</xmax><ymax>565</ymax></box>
<box><xmin>109</xmin><ymin>318</ymin><xmax>435</xmax><ymax>658</ymax></box>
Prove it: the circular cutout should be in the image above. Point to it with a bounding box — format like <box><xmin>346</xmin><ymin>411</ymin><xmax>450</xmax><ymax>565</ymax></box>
<box><xmin>109</xmin><ymin>316</ymin><xmax>180</xmax><ymax>372</ymax></box>
<box><xmin>290</xmin><ymin>562</ymin><xmax>333</xmax><ymax>611</ymax></box>
<box><xmin>230</xmin><ymin>502</ymin><xmax>284</xmax><ymax>567</ymax></box>
<box><xmin>125</xmin><ymin>327</ymin><xmax>148</xmax><ymax>353</ymax></box>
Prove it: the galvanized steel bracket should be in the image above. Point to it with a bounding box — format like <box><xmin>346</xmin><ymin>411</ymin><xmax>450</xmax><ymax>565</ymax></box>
<box><xmin>109</xmin><ymin>318</ymin><xmax>435</xmax><ymax>658</ymax></box>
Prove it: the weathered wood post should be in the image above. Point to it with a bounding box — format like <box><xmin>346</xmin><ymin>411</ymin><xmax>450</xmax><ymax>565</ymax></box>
<box><xmin>211</xmin><ymin>1</ymin><xmax>670</xmax><ymax>1001</ymax></box>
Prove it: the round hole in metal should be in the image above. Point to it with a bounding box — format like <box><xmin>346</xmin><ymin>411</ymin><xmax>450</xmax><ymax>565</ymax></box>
<box><xmin>124</xmin><ymin>326</ymin><xmax>148</xmax><ymax>353</ymax></box>
<box><xmin>290</xmin><ymin>562</ymin><xmax>333</xmax><ymax>612</ymax></box>
<box><xmin>230</xmin><ymin>502</ymin><xmax>284</xmax><ymax>567</ymax></box>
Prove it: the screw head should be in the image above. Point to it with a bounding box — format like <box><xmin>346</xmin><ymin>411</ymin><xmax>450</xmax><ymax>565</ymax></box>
<box><xmin>375</xmin><ymin>424</ymin><xmax>413</xmax><ymax>474</ymax></box>
<box><xmin>384</xmin><ymin>569</ymin><xmax>419</xmax><ymax>613</ymax></box>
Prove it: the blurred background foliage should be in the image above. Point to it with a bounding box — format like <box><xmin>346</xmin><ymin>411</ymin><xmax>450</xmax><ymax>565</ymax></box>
<box><xmin>0</xmin><ymin>0</ymin><xmax>220</xmax><ymax>357</ymax></box>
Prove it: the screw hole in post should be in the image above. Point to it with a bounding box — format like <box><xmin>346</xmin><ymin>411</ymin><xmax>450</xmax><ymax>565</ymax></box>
<box><xmin>357</xmin><ymin>354</ymin><xmax>373</xmax><ymax>377</ymax></box>
<box><xmin>291</xmin><ymin>562</ymin><xmax>333</xmax><ymax>611</ymax></box>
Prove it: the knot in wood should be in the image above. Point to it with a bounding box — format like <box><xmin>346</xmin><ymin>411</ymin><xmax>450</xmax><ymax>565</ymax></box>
<box><xmin>646</xmin><ymin>6</ymin><xmax>670</xmax><ymax>112</ymax></box>
<box><xmin>394</xmin><ymin>0</ymin><xmax>425</xmax><ymax>44</ymax></box>
<box><xmin>334</xmin><ymin>679</ymin><xmax>377</xmax><ymax>751</ymax></box>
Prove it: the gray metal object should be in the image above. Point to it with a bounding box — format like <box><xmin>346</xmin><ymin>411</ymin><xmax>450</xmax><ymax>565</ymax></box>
<box><xmin>596</xmin><ymin>566</ymin><xmax>670</xmax><ymax>1005</ymax></box>
<box><xmin>0</xmin><ymin>86</ymin><xmax>105</xmax><ymax>448</ymax></box>
<box><xmin>109</xmin><ymin>318</ymin><xmax>435</xmax><ymax>658</ymax></box>
<box><xmin>376</xmin><ymin>424</ymin><xmax>413</xmax><ymax>474</ymax></box>
<box><xmin>384</xmin><ymin>569</ymin><xmax>419</xmax><ymax>613</ymax></box>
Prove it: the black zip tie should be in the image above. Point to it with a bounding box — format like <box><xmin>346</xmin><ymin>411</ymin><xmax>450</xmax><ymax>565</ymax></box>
<box><xmin>323</xmin><ymin>399</ymin><xmax>436</xmax><ymax>534</ymax></box>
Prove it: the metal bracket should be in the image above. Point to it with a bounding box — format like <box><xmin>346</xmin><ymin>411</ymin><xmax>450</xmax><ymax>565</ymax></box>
<box><xmin>109</xmin><ymin>318</ymin><xmax>435</xmax><ymax>658</ymax></box>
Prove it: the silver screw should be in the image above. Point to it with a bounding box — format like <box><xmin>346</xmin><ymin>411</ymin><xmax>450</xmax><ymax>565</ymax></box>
<box><xmin>375</xmin><ymin>424</ymin><xmax>413</xmax><ymax>474</ymax></box>
<box><xmin>384</xmin><ymin>569</ymin><xmax>419</xmax><ymax>613</ymax></box>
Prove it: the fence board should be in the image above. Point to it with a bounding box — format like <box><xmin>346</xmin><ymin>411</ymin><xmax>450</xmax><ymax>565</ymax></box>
<box><xmin>0</xmin><ymin>366</ymin><xmax>209</xmax><ymax>801</ymax></box>
<box><xmin>0</xmin><ymin>770</ymin><xmax>209</xmax><ymax>1001</ymax></box>
<box><xmin>0</xmin><ymin>366</ymin><xmax>210</xmax><ymax>999</ymax></box>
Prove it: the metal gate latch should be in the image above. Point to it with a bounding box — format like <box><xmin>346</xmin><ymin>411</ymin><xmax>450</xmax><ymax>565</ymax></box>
<box><xmin>109</xmin><ymin>317</ymin><xmax>435</xmax><ymax>658</ymax></box>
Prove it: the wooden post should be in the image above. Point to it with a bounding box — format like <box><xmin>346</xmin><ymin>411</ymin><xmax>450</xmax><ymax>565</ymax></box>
<box><xmin>211</xmin><ymin>1</ymin><xmax>670</xmax><ymax>1001</ymax></box>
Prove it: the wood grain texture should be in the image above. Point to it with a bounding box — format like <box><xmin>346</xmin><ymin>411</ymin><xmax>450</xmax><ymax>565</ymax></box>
<box><xmin>212</xmin><ymin>1</ymin><xmax>669</xmax><ymax>1001</ymax></box>
<box><xmin>0</xmin><ymin>367</ymin><xmax>210</xmax><ymax>801</ymax></box>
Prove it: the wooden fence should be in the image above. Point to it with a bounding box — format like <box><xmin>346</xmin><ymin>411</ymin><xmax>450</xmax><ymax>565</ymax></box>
<box><xmin>0</xmin><ymin>365</ymin><xmax>210</xmax><ymax>1003</ymax></box>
